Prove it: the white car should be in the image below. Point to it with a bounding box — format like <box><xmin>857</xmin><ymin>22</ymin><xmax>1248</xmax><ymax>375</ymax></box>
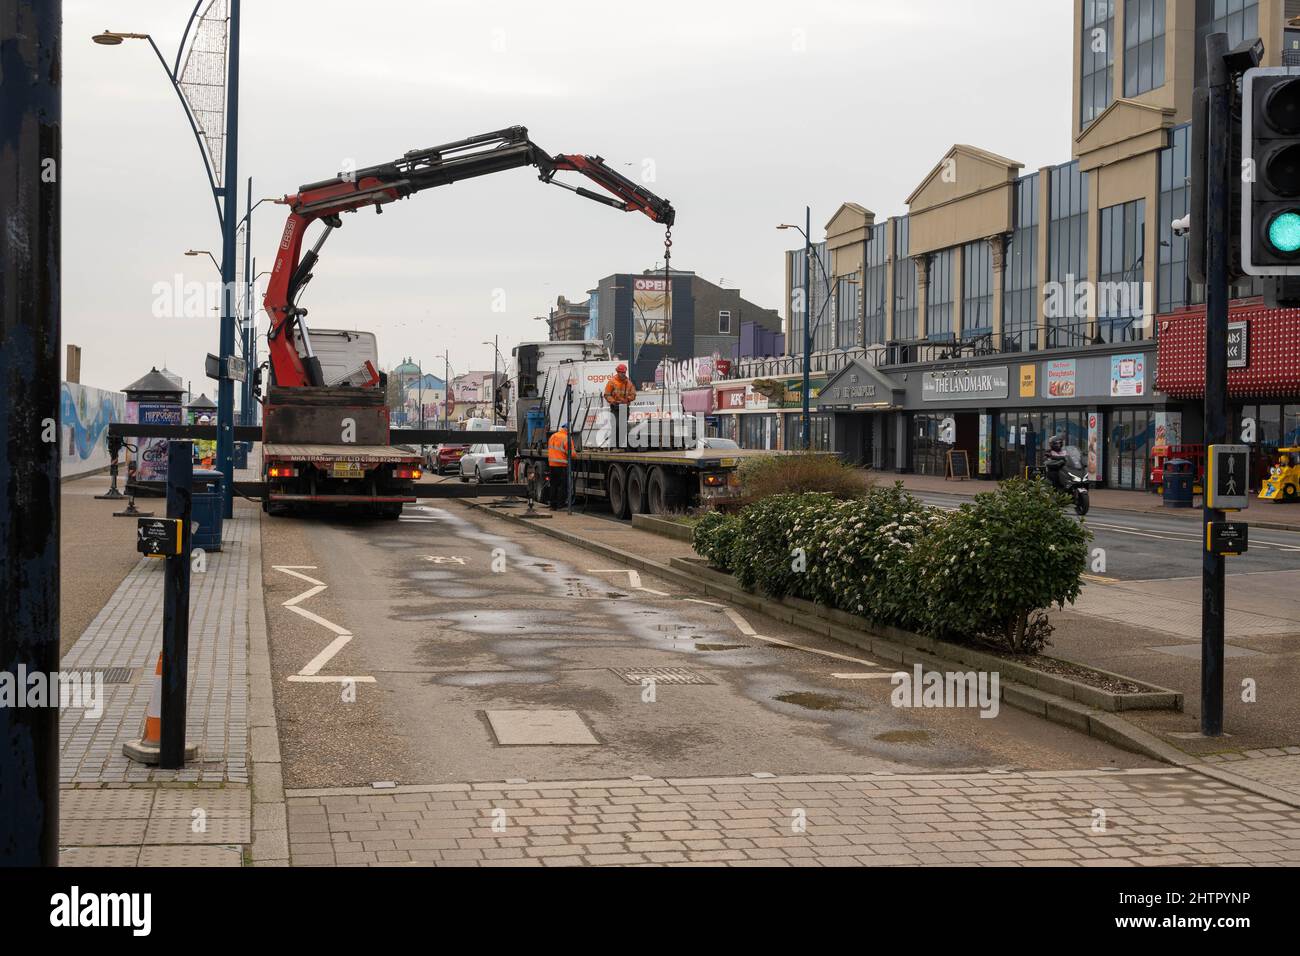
<box><xmin>458</xmin><ymin>444</ymin><xmax>509</xmax><ymax>483</ymax></box>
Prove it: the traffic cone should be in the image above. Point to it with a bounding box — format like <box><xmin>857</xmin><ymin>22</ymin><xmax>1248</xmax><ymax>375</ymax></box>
<box><xmin>122</xmin><ymin>651</ymin><xmax>198</xmax><ymax>765</ymax></box>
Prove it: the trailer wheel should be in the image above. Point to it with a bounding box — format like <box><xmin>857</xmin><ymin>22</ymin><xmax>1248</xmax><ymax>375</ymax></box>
<box><xmin>626</xmin><ymin>465</ymin><xmax>649</xmax><ymax>516</ymax></box>
<box><xmin>647</xmin><ymin>467</ymin><xmax>685</xmax><ymax>515</ymax></box>
<box><xmin>607</xmin><ymin>464</ymin><xmax>630</xmax><ymax>519</ymax></box>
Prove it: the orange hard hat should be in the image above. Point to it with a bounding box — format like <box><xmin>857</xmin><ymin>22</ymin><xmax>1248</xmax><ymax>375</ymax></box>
<box><xmin>616</xmin><ymin>364</ymin><xmax>627</xmax><ymax>373</ymax></box>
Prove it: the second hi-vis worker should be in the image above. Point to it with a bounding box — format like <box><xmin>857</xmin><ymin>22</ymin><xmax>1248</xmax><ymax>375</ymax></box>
<box><xmin>603</xmin><ymin>363</ymin><xmax>637</xmax><ymax>447</ymax></box>
<box><xmin>546</xmin><ymin>426</ymin><xmax>573</xmax><ymax>510</ymax></box>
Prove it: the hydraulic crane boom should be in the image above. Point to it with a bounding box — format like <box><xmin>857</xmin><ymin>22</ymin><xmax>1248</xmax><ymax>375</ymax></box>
<box><xmin>263</xmin><ymin>125</ymin><xmax>675</xmax><ymax>389</ymax></box>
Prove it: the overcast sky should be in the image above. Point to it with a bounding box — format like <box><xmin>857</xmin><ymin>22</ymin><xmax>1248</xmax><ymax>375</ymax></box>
<box><xmin>63</xmin><ymin>0</ymin><xmax>1073</xmax><ymax>397</ymax></box>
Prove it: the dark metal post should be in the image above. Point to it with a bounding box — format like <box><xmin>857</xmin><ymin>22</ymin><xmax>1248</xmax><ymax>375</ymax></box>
<box><xmin>565</xmin><ymin>382</ymin><xmax>574</xmax><ymax>515</ymax></box>
<box><xmin>160</xmin><ymin>442</ymin><xmax>193</xmax><ymax>768</ymax></box>
<box><xmin>1202</xmin><ymin>32</ymin><xmax>1230</xmax><ymax>737</ymax></box>
<box><xmin>217</xmin><ymin>0</ymin><xmax>241</xmax><ymax>517</ymax></box>
<box><xmin>802</xmin><ymin>206</ymin><xmax>812</xmax><ymax>450</ymax></box>
<box><xmin>242</xmin><ymin>178</ymin><xmax>254</xmax><ymax>427</ymax></box>
<box><xmin>0</xmin><ymin>0</ymin><xmax>62</xmax><ymax>867</ymax></box>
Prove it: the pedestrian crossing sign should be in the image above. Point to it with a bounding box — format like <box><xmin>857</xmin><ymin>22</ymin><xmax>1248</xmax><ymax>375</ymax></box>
<box><xmin>1207</xmin><ymin>444</ymin><xmax>1250</xmax><ymax>511</ymax></box>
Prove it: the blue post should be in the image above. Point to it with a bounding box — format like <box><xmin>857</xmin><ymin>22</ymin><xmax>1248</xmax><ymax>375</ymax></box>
<box><xmin>217</xmin><ymin>0</ymin><xmax>241</xmax><ymax>517</ymax></box>
<box><xmin>0</xmin><ymin>0</ymin><xmax>62</xmax><ymax>867</ymax></box>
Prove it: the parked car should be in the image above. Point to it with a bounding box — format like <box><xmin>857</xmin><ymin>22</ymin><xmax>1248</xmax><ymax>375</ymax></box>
<box><xmin>432</xmin><ymin>443</ymin><xmax>469</xmax><ymax>475</ymax></box>
<box><xmin>697</xmin><ymin>437</ymin><xmax>740</xmax><ymax>450</ymax></box>
<box><xmin>459</xmin><ymin>443</ymin><xmax>509</xmax><ymax>483</ymax></box>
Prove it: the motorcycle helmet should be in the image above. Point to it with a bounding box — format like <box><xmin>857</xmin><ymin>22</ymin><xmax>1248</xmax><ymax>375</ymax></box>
<box><xmin>1048</xmin><ymin>435</ymin><xmax>1064</xmax><ymax>453</ymax></box>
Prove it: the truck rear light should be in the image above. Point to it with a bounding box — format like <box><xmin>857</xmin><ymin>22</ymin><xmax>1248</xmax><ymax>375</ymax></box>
<box><xmin>484</xmin><ymin>457</ymin><xmax>497</xmax><ymax>464</ymax></box>
<box><xmin>394</xmin><ymin>467</ymin><xmax>422</xmax><ymax>480</ymax></box>
<box><xmin>703</xmin><ymin>473</ymin><xmax>726</xmax><ymax>487</ymax></box>
<box><xmin>268</xmin><ymin>466</ymin><xmax>297</xmax><ymax>478</ymax></box>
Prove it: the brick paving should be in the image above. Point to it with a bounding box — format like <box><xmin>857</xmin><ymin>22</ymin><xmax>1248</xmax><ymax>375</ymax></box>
<box><xmin>59</xmin><ymin>509</ymin><xmax>253</xmax><ymax>785</ymax></box>
<box><xmin>283</xmin><ymin>768</ymin><xmax>1300</xmax><ymax>867</ymax></box>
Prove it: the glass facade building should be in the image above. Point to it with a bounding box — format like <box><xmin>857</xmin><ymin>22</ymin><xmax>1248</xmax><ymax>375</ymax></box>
<box><xmin>1080</xmin><ymin>1</ymin><xmax>1116</xmax><ymax>128</ymax></box>
<box><xmin>862</xmin><ymin>221</ymin><xmax>889</xmax><ymax>347</ymax></box>
<box><xmin>927</xmin><ymin>248</ymin><xmax>955</xmax><ymax>341</ymax></box>
<box><xmin>1047</xmin><ymin>161</ymin><xmax>1089</xmax><ymax>348</ymax></box>
<box><xmin>961</xmin><ymin>240</ymin><xmax>993</xmax><ymax>341</ymax></box>
<box><xmin>1003</xmin><ymin>172</ymin><xmax>1040</xmax><ymax>352</ymax></box>
<box><xmin>1098</xmin><ymin>198</ymin><xmax>1146</xmax><ymax>343</ymax></box>
<box><xmin>1123</xmin><ymin>0</ymin><xmax>1166</xmax><ymax>96</ymax></box>
<box><xmin>893</xmin><ymin>216</ymin><xmax>918</xmax><ymax>341</ymax></box>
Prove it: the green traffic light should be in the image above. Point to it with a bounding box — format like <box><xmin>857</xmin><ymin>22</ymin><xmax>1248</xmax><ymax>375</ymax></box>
<box><xmin>1268</xmin><ymin>211</ymin><xmax>1300</xmax><ymax>253</ymax></box>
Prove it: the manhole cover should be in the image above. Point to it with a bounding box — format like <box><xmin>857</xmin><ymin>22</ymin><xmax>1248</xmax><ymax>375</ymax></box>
<box><xmin>486</xmin><ymin>710</ymin><xmax>599</xmax><ymax>745</ymax></box>
<box><xmin>96</xmin><ymin>667</ymin><xmax>136</xmax><ymax>684</ymax></box>
<box><xmin>612</xmin><ymin>667</ymin><xmax>714</xmax><ymax>685</ymax></box>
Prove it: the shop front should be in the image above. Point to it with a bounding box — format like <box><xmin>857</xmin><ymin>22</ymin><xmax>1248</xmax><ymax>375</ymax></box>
<box><xmin>888</xmin><ymin>344</ymin><xmax>1166</xmax><ymax>489</ymax></box>
<box><xmin>1156</xmin><ymin>303</ymin><xmax>1300</xmax><ymax>492</ymax></box>
<box><xmin>815</xmin><ymin>358</ymin><xmax>906</xmax><ymax>468</ymax></box>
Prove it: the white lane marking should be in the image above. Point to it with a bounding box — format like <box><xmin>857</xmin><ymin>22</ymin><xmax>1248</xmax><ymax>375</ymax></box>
<box><xmin>724</xmin><ymin>608</ymin><xmax>757</xmax><ymax>635</ymax></box>
<box><xmin>283</xmin><ymin>604</ymin><xmax>352</xmax><ymax>636</ymax></box>
<box><xmin>297</xmin><ymin>635</ymin><xmax>355</xmax><ymax>676</ymax></box>
<box><xmin>723</xmin><ymin>608</ymin><xmax>880</xmax><ymax>667</ymax></box>
<box><xmin>287</xmin><ymin>675</ymin><xmax>378</xmax><ymax>684</ymax></box>
<box><xmin>589</xmin><ymin>568</ymin><xmax>642</xmax><ymax>588</ymax></box>
<box><xmin>832</xmin><ymin>672</ymin><xmax>897</xmax><ymax>680</ymax></box>
<box><xmin>639</xmin><ymin>587</ymin><xmax>670</xmax><ymax>596</ymax></box>
<box><xmin>272</xmin><ymin>565</ymin><xmax>326</xmax><ymax>586</ymax></box>
<box><xmin>272</xmin><ymin>566</ymin><xmax>372</xmax><ymax>683</ymax></box>
<box><xmin>684</xmin><ymin>598</ymin><xmax>728</xmax><ymax>608</ymax></box>
<box><xmin>283</xmin><ymin>584</ymin><xmax>327</xmax><ymax>607</ymax></box>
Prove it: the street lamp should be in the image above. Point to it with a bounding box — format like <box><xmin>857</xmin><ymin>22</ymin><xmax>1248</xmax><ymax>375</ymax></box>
<box><xmin>184</xmin><ymin>249</ymin><xmax>220</xmax><ymax>273</ymax></box>
<box><xmin>94</xmin><ymin>2</ymin><xmax>243</xmax><ymax>517</ymax></box>
<box><xmin>482</xmin><ymin>337</ymin><xmax>505</xmax><ymax>424</ymax></box>
<box><xmin>777</xmin><ymin>209</ymin><xmax>836</xmax><ymax>451</ymax></box>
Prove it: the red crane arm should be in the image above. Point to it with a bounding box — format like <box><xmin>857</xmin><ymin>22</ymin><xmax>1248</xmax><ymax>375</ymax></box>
<box><xmin>262</xmin><ymin>126</ymin><xmax>674</xmax><ymax>389</ymax></box>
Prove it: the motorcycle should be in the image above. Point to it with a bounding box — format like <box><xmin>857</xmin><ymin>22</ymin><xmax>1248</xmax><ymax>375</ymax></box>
<box><xmin>1045</xmin><ymin>446</ymin><xmax>1090</xmax><ymax>517</ymax></box>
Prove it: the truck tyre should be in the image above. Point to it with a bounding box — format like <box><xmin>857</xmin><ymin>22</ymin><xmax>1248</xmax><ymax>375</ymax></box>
<box><xmin>647</xmin><ymin>467</ymin><xmax>685</xmax><ymax>515</ymax></box>
<box><xmin>626</xmin><ymin>465</ymin><xmax>649</xmax><ymax>516</ymax></box>
<box><xmin>1286</xmin><ymin>483</ymin><xmax>1298</xmax><ymax>502</ymax></box>
<box><xmin>608</xmin><ymin>464</ymin><xmax>630</xmax><ymax>519</ymax></box>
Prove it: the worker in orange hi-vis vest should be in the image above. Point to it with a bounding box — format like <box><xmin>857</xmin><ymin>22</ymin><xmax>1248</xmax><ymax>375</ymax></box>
<box><xmin>603</xmin><ymin>363</ymin><xmax>637</xmax><ymax>447</ymax></box>
<box><xmin>546</xmin><ymin>425</ymin><xmax>573</xmax><ymax>510</ymax></box>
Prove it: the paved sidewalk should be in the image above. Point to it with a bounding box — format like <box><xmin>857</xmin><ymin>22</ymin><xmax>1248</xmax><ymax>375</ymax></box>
<box><xmin>58</xmin><ymin>497</ymin><xmax>266</xmax><ymax>865</ymax></box>
<box><xmin>284</xmin><ymin>767</ymin><xmax>1300</xmax><ymax>866</ymax></box>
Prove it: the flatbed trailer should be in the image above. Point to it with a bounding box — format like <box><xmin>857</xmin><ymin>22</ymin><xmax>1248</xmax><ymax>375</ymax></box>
<box><xmin>262</xmin><ymin>442</ymin><xmax>422</xmax><ymax>515</ymax></box>
<box><xmin>515</xmin><ymin>444</ymin><xmax>763</xmax><ymax>517</ymax></box>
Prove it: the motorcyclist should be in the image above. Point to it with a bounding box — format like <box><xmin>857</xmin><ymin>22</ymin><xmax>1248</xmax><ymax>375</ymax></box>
<box><xmin>1044</xmin><ymin>435</ymin><xmax>1070</xmax><ymax>491</ymax></box>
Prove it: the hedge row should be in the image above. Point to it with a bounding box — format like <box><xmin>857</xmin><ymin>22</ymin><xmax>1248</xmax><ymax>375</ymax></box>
<box><xmin>692</xmin><ymin>479</ymin><xmax>1091</xmax><ymax>654</ymax></box>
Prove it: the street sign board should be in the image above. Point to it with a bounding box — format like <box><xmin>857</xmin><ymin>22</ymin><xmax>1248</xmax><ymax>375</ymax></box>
<box><xmin>1227</xmin><ymin>321</ymin><xmax>1249</xmax><ymax>369</ymax></box>
<box><xmin>1207</xmin><ymin>444</ymin><xmax>1250</xmax><ymax>510</ymax></box>
<box><xmin>225</xmin><ymin>355</ymin><xmax>247</xmax><ymax>383</ymax></box>
<box><xmin>1207</xmin><ymin>521</ymin><xmax>1249</xmax><ymax>556</ymax></box>
<box><xmin>136</xmin><ymin>517</ymin><xmax>183</xmax><ymax>558</ymax></box>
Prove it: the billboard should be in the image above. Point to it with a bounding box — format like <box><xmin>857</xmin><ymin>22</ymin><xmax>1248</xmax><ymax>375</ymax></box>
<box><xmin>60</xmin><ymin>382</ymin><xmax>126</xmax><ymax>478</ymax></box>
<box><xmin>632</xmin><ymin>277</ymin><xmax>671</xmax><ymax>355</ymax></box>
<box><xmin>1044</xmin><ymin>359</ymin><xmax>1077</xmax><ymax>399</ymax></box>
<box><xmin>1110</xmin><ymin>353</ymin><xmax>1146</xmax><ymax>397</ymax></box>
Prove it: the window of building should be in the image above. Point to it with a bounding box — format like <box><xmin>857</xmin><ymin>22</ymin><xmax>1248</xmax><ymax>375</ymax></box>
<box><xmin>1047</xmin><ymin>161</ymin><xmax>1089</xmax><ymax>348</ymax></box>
<box><xmin>862</xmin><ymin>221</ymin><xmax>889</xmax><ymax>348</ymax></box>
<box><xmin>1098</xmin><ymin>198</ymin><xmax>1146</xmax><ymax>343</ymax></box>
<box><xmin>927</xmin><ymin>249</ymin><xmax>955</xmax><ymax>342</ymax></box>
<box><xmin>893</xmin><ymin>216</ymin><xmax>918</xmax><ymax>342</ymax></box>
<box><xmin>961</xmin><ymin>240</ymin><xmax>993</xmax><ymax>342</ymax></box>
<box><xmin>1108</xmin><ymin>407</ymin><xmax>1153</xmax><ymax>490</ymax></box>
<box><xmin>1004</xmin><ymin>172</ymin><xmax>1040</xmax><ymax>353</ymax></box>
<box><xmin>834</xmin><ymin>278</ymin><xmax>858</xmax><ymax>350</ymax></box>
<box><xmin>788</xmin><ymin>242</ymin><xmax>833</xmax><ymax>358</ymax></box>
<box><xmin>739</xmin><ymin>413</ymin><xmax>778</xmax><ymax>450</ymax></box>
<box><xmin>718</xmin><ymin>310</ymin><xmax>731</xmax><ymax>334</ymax></box>
<box><xmin>1081</xmin><ymin>1</ymin><xmax>1115</xmax><ymax>128</ymax></box>
<box><xmin>782</xmin><ymin>412</ymin><xmax>831</xmax><ymax>451</ymax></box>
<box><xmin>1124</xmin><ymin>0</ymin><xmax>1166</xmax><ymax>97</ymax></box>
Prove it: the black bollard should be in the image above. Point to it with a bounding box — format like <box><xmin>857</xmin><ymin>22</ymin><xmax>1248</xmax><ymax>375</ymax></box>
<box><xmin>160</xmin><ymin>441</ymin><xmax>193</xmax><ymax>769</ymax></box>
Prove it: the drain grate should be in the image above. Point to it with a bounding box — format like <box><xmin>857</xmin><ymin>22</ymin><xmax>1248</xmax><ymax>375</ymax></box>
<box><xmin>96</xmin><ymin>667</ymin><xmax>136</xmax><ymax>684</ymax></box>
<box><xmin>612</xmin><ymin>666</ymin><xmax>714</xmax><ymax>686</ymax></box>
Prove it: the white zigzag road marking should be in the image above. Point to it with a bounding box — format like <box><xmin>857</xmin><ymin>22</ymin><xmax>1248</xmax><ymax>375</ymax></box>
<box><xmin>272</xmin><ymin>565</ymin><xmax>374</xmax><ymax>684</ymax></box>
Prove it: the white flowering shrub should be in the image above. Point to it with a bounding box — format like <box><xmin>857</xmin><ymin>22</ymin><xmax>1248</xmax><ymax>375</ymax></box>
<box><xmin>692</xmin><ymin>511</ymin><xmax>742</xmax><ymax>571</ymax></box>
<box><xmin>731</xmin><ymin>493</ymin><xmax>836</xmax><ymax>597</ymax></box>
<box><xmin>906</xmin><ymin>478</ymin><xmax>1091</xmax><ymax>652</ymax></box>
<box><xmin>798</xmin><ymin>484</ymin><xmax>940</xmax><ymax>629</ymax></box>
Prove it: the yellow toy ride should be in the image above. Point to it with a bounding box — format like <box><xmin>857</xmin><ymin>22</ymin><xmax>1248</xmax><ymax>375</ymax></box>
<box><xmin>1259</xmin><ymin>447</ymin><xmax>1300</xmax><ymax>502</ymax></box>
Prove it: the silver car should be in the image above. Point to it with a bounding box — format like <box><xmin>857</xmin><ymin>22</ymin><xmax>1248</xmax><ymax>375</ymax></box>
<box><xmin>458</xmin><ymin>443</ymin><xmax>509</xmax><ymax>483</ymax></box>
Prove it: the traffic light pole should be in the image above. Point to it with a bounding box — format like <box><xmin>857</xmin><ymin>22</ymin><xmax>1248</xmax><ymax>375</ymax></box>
<box><xmin>1201</xmin><ymin>32</ymin><xmax>1231</xmax><ymax>737</ymax></box>
<box><xmin>0</xmin><ymin>0</ymin><xmax>62</xmax><ymax>867</ymax></box>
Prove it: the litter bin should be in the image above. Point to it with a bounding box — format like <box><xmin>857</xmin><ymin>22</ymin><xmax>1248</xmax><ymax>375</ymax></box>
<box><xmin>234</xmin><ymin>442</ymin><xmax>249</xmax><ymax>470</ymax></box>
<box><xmin>191</xmin><ymin>469</ymin><xmax>225</xmax><ymax>552</ymax></box>
<box><xmin>1162</xmin><ymin>458</ymin><xmax>1194</xmax><ymax>508</ymax></box>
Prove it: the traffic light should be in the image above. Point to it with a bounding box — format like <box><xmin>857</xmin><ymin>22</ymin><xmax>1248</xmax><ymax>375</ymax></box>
<box><xmin>1242</xmin><ymin>67</ymin><xmax>1300</xmax><ymax>275</ymax></box>
<box><xmin>1188</xmin><ymin>84</ymin><xmax>1244</xmax><ymax>284</ymax></box>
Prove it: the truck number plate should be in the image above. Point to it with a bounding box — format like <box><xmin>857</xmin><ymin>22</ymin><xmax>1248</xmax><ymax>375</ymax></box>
<box><xmin>332</xmin><ymin>463</ymin><xmax>365</xmax><ymax>479</ymax></box>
